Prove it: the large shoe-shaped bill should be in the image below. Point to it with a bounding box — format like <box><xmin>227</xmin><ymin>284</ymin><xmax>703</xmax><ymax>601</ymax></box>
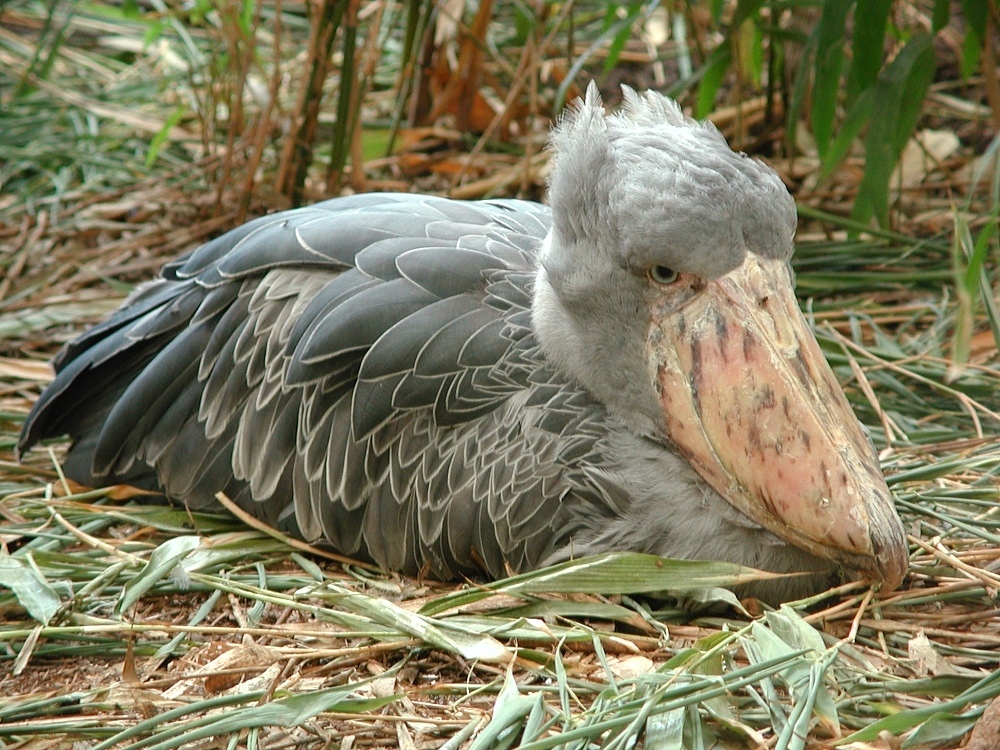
<box><xmin>649</xmin><ymin>254</ymin><xmax>907</xmax><ymax>590</ymax></box>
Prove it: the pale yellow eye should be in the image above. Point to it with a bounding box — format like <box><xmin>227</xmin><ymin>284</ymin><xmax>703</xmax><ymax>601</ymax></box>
<box><xmin>649</xmin><ymin>265</ymin><xmax>678</xmax><ymax>285</ymax></box>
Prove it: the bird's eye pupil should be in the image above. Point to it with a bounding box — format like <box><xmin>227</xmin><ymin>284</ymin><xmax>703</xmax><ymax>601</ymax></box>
<box><xmin>650</xmin><ymin>265</ymin><xmax>678</xmax><ymax>285</ymax></box>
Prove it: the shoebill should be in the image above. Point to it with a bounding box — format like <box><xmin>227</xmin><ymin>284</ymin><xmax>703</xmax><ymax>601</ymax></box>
<box><xmin>19</xmin><ymin>86</ymin><xmax>908</xmax><ymax>602</ymax></box>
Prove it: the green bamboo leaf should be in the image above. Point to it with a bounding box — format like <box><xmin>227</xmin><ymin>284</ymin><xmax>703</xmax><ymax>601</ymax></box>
<box><xmin>931</xmin><ymin>0</ymin><xmax>950</xmax><ymax>31</ymax></box>
<box><xmin>695</xmin><ymin>45</ymin><xmax>732</xmax><ymax>118</ymax></box>
<box><xmin>978</xmin><ymin>261</ymin><xmax>1000</xmax><ymax>353</ymax></box>
<box><xmin>730</xmin><ymin>0</ymin><xmax>766</xmax><ymax>88</ymax></box>
<box><xmin>765</xmin><ymin>606</ymin><xmax>826</xmax><ymax>655</ymax></box>
<box><xmin>891</xmin><ymin>38</ymin><xmax>938</xmax><ymax>157</ymax></box>
<box><xmin>881</xmin><ymin>676</ymin><xmax>983</xmax><ymax>698</ymax></box>
<box><xmin>180</xmin><ymin>534</ymin><xmax>294</xmax><ymax>572</ymax></box>
<box><xmin>238</xmin><ymin>0</ymin><xmax>253</xmax><ymax>36</ymax></box>
<box><xmin>963</xmin><ymin>0</ymin><xmax>988</xmax><ymax>35</ymax></box>
<box><xmin>517</xmin><ymin>653</ymin><xmax>806</xmax><ymax>750</ymax></box>
<box><xmin>786</xmin><ymin>30</ymin><xmax>817</xmax><ymax>156</ymax></box>
<box><xmin>901</xmin><ymin>711</ymin><xmax>981</xmax><ymax>748</ymax></box>
<box><xmin>852</xmin><ymin>32</ymin><xmax>936</xmax><ymax>228</ymax></box>
<box><xmin>811</xmin><ymin>0</ymin><xmax>852</xmax><ymax>158</ymax></box>
<box><xmin>90</xmin><ymin>692</ymin><xmax>269</xmax><ymax>750</ymax></box>
<box><xmin>736</xmin><ymin>18</ymin><xmax>765</xmax><ymax>86</ymax></box>
<box><xmin>839</xmin><ymin>669</ymin><xmax>1000</xmax><ymax>743</ymax></box>
<box><xmin>847</xmin><ymin>0</ymin><xmax>890</xmax><ymax>99</ymax></box>
<box><xmin>603</xmin><ymin>2</ymin><xmax>646</xmax><ymax>73</ymax></box>
<box><xmin>645</xmin><ymin>707</ymin><xmax>685</xmax><ymax>750</ymax></box>
<box><xmin>766</xmin><ymin>607</ymin><xmax>839</xmax><ymax>734</ymax></box>
<box><xmin>949</xmin><ymin>211</ymin><xmax>990</xmax><ymax>378</ymax></box>
<box><xmin>121</xmin><ymin>693</ymin><xmax>397</xmax><ymax>750</ymax></box>
<box><xmin>469</xmin><ymin>670</ymin><xmax>537</xmax><ymax>750</ymax></box>
<box><xmin>887</xmin><ymin>456</ymin><xmax>998</xmax><ymax>485</ymax></box>
<box><xmin>732</xmin><ymin>0</ymin><xmax>766</xmax><ymax>28</ymax></box>
<box><xmin>0</xmin><ymin>555</ymin><xmax>61</xmax><ymax>625</ymax></box>
<box><xmin>144</xmin><ymin>106</ymin><xmax>183</xmax><ymax>168</ymax></box>
<box><xmin>819</xmin><ymin>88</ymin><xmax>873</xmax><ymax>181</ymax></box>
<box><xmin>522</xmin><ymin>693</ymin><xmax>549</xmax><ymax>742</ymax></box>
<box><xmin>491</xmin><ymin>598</ymin><xmax>646</xmax><ymax>623</ymax></box>
<box><xmin>118</xmin><ymin>535</ymin><xmax>200</xmax><ymax>612</ymax></box>
<box><xmin>681</xmin><ymin>586</ymin><xmax>747</xmax><ymax>613</ymax></box>
<box><xmin>776</xmin><ymin>650</ymin><xmax>840</xmax><ymax>750</ymax></box>
<box><xmin>503</xmin><ymin>554</ymin><xmax>783</xmax><ymax>596</ymax></box>
<box><xmin>103</xmin><ymin>507</ymin><xmax>243</xmax><ymax>534</ymax></box>
<box><xmin>315</xmin><ymin>583</ymin><xmax>511</xmax><ymax>662</ymax></box>
<box><xmin>290</xmin><ymin>552</ymin><xmax>325</xmax><ymax>582</ymax></box>
<box><xmin>419</xmin><ymin>553</ymin><xmax>791</xmax><ymax>616</ymax></box>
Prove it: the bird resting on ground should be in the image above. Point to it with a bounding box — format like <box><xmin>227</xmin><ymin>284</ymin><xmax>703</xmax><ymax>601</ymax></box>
<box><xmin>19</xmin><ymin>86</ymin><xmax>908</xmax><ymax>602</ymax></box>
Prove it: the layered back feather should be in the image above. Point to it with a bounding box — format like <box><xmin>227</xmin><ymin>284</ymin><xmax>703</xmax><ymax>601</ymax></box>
<box><xmin>20</xmin><ymin>194</ymin><xmax>628</xmax><ymax>578</ymax></box>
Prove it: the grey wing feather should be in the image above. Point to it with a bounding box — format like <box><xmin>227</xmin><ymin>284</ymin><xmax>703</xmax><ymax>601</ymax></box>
<box><xmin>20</xmin><ymin>193</ymin><xmax>627</xmax><ymax>581</ymax></box>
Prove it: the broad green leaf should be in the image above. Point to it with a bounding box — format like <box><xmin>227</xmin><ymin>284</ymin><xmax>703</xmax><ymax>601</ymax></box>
<box><xmin>522</xmin><ymin>692</ymin><xmax>550</xmax><ymax>742</ymax></box>
<box><xmin>840</xmin><ymin>669</ymin><xmax>1000</xmax><ymax>744</ymax></box>
<box><xmin>144</xmin><ymin>106</ymin><xmax>184</xmax><ymax>168</ymax></box>
<box><xmin>103</xmin><ymin>507</ymin><xmax>242</xmax><ymax>533</ymax></box>
<box><xmin>665</xmin><ymin>648</ymin><xmax>700</xmax><ymax>669</ymax></box>
<box><xmin>786</xmin><ymin>31</ymin><xmax>816</xmax><ymax>155</ymax></box>
<box><xmin>0</xmin><ymin>555</ymin><xmax>61</xmax><ymax>625</ymax></box>
<box><xmin>419</xmin><ymin>552</ymin><xmax>790</xmax><ymax>616</ymax></box>
<box><xmin>891</xmin><ymin>37</ymin><xmax>938</xmax><ymax>157</ymax></box>
<box><xmin>852</xmin><ymin>33</ymin><xmax>936</xmax><ymax>228</ymax></box>
<box><xmin>91</xmin><ymin>692</ymin><xmax>270</xmax><ymax>750</ymax></box>
<box><xmin>819</xmin><ymin>87</ymin><xmax>873</xmax><ymax>181</ymax></box>
<box><xmin>695</xmin><ymin>45</ymin><xmax>732</xmax><ymax>118</ymax></box>
<box><xmin>646</xmin><ymin>707</ymin><xmax>685</xmax><ymax>750</ymax></box>
<box><xmin>961</xmin><ymin>22</ymin><xmax>983</xmax><ymax>79</ymax></box>
<box><xmin>949</xmin><ymin>212</ymin><xmax>991</xmax><ymax>378</ymax></box>
<box><xmin>732</xmin><ymin>0</ymin><xmax>766</xmax><ymax>28</ymax></box>
<box><xmin>765</xmin><ymin>605</ymin><xmax>827</xmax><ymax>655</ymax></box>
<box><xmin>115</xmin><ymin>692</ymin><xmax>397</xmax><ymax>750</ymax></box>
<box><xmin>901</xmin><ymin>710</ymin><xmax>981</xmax><ymax>748</ymax></box>
<box><xmin>314</xmin><ymin>583</ymin><xmax>511</xmax><ymax>662</ymax></box>
<box><xmin>238</xmin><ymin>0</ymin><xmax>253</xmax><ymax>36</ymax></box>
<box><xmin>740</xmin><ymin>623</ymin><xmax>784</xmax><ymax>734</ymax></box>
<box><xmin>931</xmin><ymin>0</ymin><xmax>950</xmax><ymax>31</ymax></box>
<box><xmin>963</xmin><ymin>0</ymin><xmax>988</xmax><ymax>36</ymax></box>
<box><xmin>491</xmin><ymin>598</ymin><xmax>647</xmax><ymax>623</ymax></box>
<box><xmin>469</xmin><ymin>670</ymin><xmax>537</xmax><ymax>750</ymax></box>
<box><xmin>776</xmin><ymin>650</ymin><xmax>840</xmax><ymax>750</ymax></box>
<box><xmin>143</xmin><ymin>18</ymin><xmax>165</xmax><ymax>45</ymax></box>
<box><xmin>119</xmin><ymin>535</ymin><xmax>200</xmax><ymax>612</ymax></box>
<box><xmin>811</xmin><ymin>0</ymin><xmax>852</xmax><ymax>158</ymax></box>
<box><xmin>682</xmin><ymin>585</ymin><xmax>748</xmax><ymax>614</ymax></box>
<box><xmin>360</xmin><ymin>128</ymin><xmax>394</xmax><ymax>161</ymax></box>
<box><xmin>603</xmin><ymin>2</ymin><xmax>646</xmax><ymax>73</ymax></box>
<box><xmin>290</xmin><ymin>552</ymin><xmax>325</xmax><ymax>582</ymax></box>
<box><xmin>736</xmin><ymin>18</ymin><xmax>764</xmax><ymax>87</ymax></box>
<box><xmin>847</xmin><ymin>0</ymin><xmax>891</xmax><ymax>99</ymax></box>
<box><xmin>502</xmin><ymin>554</ymin><xmax>783</xmax><ymax>596</ymax></box>
<box><xmin>880</xmin><ymin>675</ymin><xmax>984</xmax><ymax>698</ymax></box>
<box><xmin>520</xmin><ymin>653</ymin><xmax>806</xmax><ymax>750</ymax></box>
<box><xmin>744</xmin><ymin>612</ymin><xmax>839</xmax><ymax>742</ymax></box>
